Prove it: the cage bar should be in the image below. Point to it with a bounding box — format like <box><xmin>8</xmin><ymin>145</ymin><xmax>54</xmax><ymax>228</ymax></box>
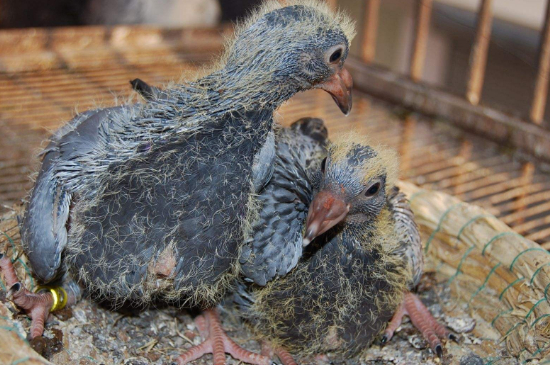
<box><xmin>360</xmin><ymin>0</ymin><xmax>380</xmax><ymax>64</ymax></box>
<box><xmin>410</xmin><ymin>0</ymin><xmax>432</xmax><ymax>81</ymax></box>
<box><xmin>326</xmin><ymin>0</ymin><xmax>338</xmax><ymax>12</ymax></box>
<box><xmin>466</xmin><ymin>0</ymin><xmax>493</xmax><ymax>105</ymax></box>
<box><xmin>530</xmin><ymin>0</ymin><xmax>550</xmax><ymax>125</ymax></box>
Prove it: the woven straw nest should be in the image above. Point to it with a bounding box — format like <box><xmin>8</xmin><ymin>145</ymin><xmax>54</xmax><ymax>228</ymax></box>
<box><xmin>399</xmin><ymin>181</ymin><xmax>550</xmax><ymax>364</ymax></box>
<box><xmin>0</xmin><ymin>182</ymin><xmax>549</xmax><ymax>364</ymax></box>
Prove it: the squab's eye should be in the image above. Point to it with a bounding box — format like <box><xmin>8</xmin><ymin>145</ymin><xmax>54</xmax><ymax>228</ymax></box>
<box><xmin>321</xmin><ymin>157</ymin><xmax>327</xmax><ymax>173</ymax></box>
<box><xmin>365</xmin><ymin>182</ymin><xmax>381</xmax><ymax>197</ymax></box>
<box><xmin>329</xmin><ymin>48</ymin><xmax>342</xmax><ymax>63</ymax></box>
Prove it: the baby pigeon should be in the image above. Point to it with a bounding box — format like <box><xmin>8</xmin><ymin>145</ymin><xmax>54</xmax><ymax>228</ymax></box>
<box><xmin>132</xmin><ymin>77</ymin><xmax>330</xmax><ymax>363</ymax></box>
<box><xmin>1</xmin><ymin>2</ymin><xmax>355</xmax><ymax>364</ymax></box>
<box><xmin>237</xmin><ymin>135</ymin><xmax>453</xmax><ymax>363</ymax></box>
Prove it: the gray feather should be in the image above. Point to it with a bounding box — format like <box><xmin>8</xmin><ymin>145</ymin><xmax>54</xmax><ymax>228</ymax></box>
<box><xmin>21</xmin><ymin>107</ymin><xmax>128</xmax><ymax>283</ymax></box>
<box><xmin>240</xmin><ymin>118</ymin><xmax>328</xmax><ymax>286</ymax></box>
<box><xmin>388</xmin><ymin>187</ymin><xmax>423</xmax><ymax>288</ymax></box>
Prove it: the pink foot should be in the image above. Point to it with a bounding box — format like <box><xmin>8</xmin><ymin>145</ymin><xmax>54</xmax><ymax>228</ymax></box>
<box><xmin>382</xmin><ymin>292</ymin><xmax>457</xmax><ymax>357</ymax></box>
<box><xmin>174</xmin><ymin>308</ymin><xmax>273</xmax><ymax>365</ymax></box>
<box><xmin>261</xmin><ymin>341</ymin><xmax>298</xmax><ymax>365</ymax></box>
<box><xmin>1</xmin><ymin>253</ymin><xmax>54</xmax><ymax>338</ymax></box>
<box><xmin>0</xmin><ymin>252</ymin><xmax>20</xmax><ymax>287</ymax></box>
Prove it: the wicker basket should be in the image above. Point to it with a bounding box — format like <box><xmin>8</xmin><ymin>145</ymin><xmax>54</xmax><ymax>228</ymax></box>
<box><xmin>399</xmin><ymin>181</ymin><xmax>550</xmax><ymax>363</ymax></box>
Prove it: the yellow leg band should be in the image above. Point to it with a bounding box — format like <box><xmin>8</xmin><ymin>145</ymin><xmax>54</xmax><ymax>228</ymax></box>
<box><xmin>35</xmin><ymin>286</ymin><xmax>68</xmax><ymax>312</ymax></box>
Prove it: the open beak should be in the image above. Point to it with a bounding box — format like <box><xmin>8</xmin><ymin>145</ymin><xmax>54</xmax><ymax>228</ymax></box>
<box><xmin>317</xmin><ymin>67</ymin><xmax>353</xmax><ymax>115</ymax></box>
<box><xmin>303</xmin><ymin>190</ymin><xmax>350</xmax><ymax>247</ymax></box>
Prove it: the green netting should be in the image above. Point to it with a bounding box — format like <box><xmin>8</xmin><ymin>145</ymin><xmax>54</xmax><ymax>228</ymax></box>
<box><xmin>470</xmin><ymin>263</ymin><xmax>501</xmax><ymax>303</ymax></box>
<box><xmin>524</xmin><ymin>298</ymin><xmax>546</xmax><ymax>321</ymax></box>
<box><xmin>456</xmin><ymin>214</ymin><xmax>494</xmax><ymax>241</ymax></box>
<box><xmin>447</xmin><ymin>245</ymin><xmax>475</xmax><ymax>285</ymax></box>
<box><xmin>491</xmin><ymin>308</ymin><xmax>513</xmax><ymax>328</ymax></box>
<box><xmin>424</xmin><ymin>202</ymin><xmax>463</xmax><ymax>254</ymax></box>
<box><xmin>482</xmin><ymin>232</ymin><xmax>522</xmax><ymax>256</ymax></box>
<box><xmin>499</xmin><ymin>277</ymin><xmax>525</xmax><ymax>301</ymax></box>
<box><xmin>530</xmin><ymin>262</ymin><xmax>550</xmax><ymax>285</ymax></box>
<box><xmin>530</xmin><ymin>313</ymin><xmax>550</xmax><ymax>328</ymax></box>
<box><xmin>510</xmin><ymin>247</ymin><xmax>550</xmax><ymax>272</ymax></box>
<box><xmin>11</xmin><ymin>358</ymin><xmax>31</xmax><ymax>365</ymax></box>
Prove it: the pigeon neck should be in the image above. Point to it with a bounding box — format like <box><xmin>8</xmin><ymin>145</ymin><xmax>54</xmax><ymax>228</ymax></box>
<box><xmin>341</xmin><ymin>216</ymin><xmax>385</xmax><ymax>250</ymax></box>
<box><xmin>210</xmin><ymin>66</ymin><xmax>298</xmax><ymax>111</ymax></box>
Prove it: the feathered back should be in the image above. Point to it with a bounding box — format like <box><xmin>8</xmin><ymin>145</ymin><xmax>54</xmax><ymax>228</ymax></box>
<box><xmin>387</xmin><ymin>187</ymin><xmax>423</xmax><ymax>288</ymax></box>
<box><xmin>241</xmin><ymin>118</ymin><xmax>328</xmax><ymax>286</ymax></box>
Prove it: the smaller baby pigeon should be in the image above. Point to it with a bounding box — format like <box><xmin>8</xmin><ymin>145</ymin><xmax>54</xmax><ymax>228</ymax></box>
<box><xmin>237</xmin><ymin>135</ymin><xmax>454</xmax><ymax>363</ymax></box>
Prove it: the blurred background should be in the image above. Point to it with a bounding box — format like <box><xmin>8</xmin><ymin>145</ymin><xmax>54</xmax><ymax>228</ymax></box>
<box><xmin>0</xmin><ymin>0</ymin><xmax>547</xmax><ymax>121</ymax></box>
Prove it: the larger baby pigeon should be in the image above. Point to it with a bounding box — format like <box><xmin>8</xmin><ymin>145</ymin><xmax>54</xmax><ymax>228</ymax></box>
<box><xmin>0</xmin><ymin>2</ymin><xmax>355</xmax><ymax>364</ymax></box>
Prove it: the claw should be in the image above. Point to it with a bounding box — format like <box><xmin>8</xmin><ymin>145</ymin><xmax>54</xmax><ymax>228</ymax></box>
<box><xmin>434</xmin><ymin>344</ymin><xmax>443</xmax><ymax>358</ymax></box>
<box><xmin>0</xmin><ymin>255</ymin><xmax>79</xmax><ymax>338</ymax></box>
<box><xmin>7</xmin><ymin>282</ymin><xmax>22</xmax><ymax>300</ymax></box>
<box><xmin>386</xmin><ymin>292</ymin><xmax>452</xmax><ymax>358</ymax></box>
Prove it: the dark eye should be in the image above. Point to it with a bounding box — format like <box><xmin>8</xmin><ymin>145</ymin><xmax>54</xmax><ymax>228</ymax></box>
<box><xmin>321</xmin><ymin>157</ymin><xmax>327</xmax><ymax>173</ymax></box>
<box><xmin>329</xmin><ymin>49</ymin><xmax>342</xmax><ymax>63</ymax></box>
<box><xmin>365</xmin><ymin>183</ymin><xmax>381</xmax><ymax>197</ymax></box>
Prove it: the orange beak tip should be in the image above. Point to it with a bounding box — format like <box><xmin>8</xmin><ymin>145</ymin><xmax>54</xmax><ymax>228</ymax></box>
<box><xmin>303</xmin><ymin>191</ymin><xmax>350</xmax><ymax>245</ymax></box>
<box><xmin>319</xmin><ymin>67</ymin><xmax>353</xmax><ymax>115</ymax></box>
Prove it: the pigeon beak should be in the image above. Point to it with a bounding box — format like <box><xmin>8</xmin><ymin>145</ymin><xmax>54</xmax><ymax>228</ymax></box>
<box><xmin>317</xmin><ymin>67</ymin><xmax>353</xmax><ymax>115</ymax></box>
<box><xmin>303</xmin><ymin>190</ymin><xmax>350</xmax><ymax>247</ymax></box>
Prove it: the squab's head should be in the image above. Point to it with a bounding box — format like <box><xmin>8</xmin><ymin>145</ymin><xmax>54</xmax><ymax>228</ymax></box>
<box><xmin>303</xmin><ymin>136</ymin><xmax>398</xmax><ymax>245</ymax></box>
<box><xmin>222</xmin><ymin>1</ymin><xmax>355</xmax><ymax>114</ymax></box>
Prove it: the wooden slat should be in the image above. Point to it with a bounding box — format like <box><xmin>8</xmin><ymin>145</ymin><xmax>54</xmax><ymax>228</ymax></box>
<box><xmin>410</xmin><ymin>0</ymin><xmax>433</xmax><ymax>81</ymax></box>
<box><xmin>360</xmin><ymin>0</ymin><xmax>380</xmax><ymax>64</ymax></box>
<box><xmin>466</xmin><ymin>0</ymin><xmax>494</xmax><ymax>105</ymax></box>
<box><xmin>530</xmin><ymin>0</ymin><xmax>550</xmax><ymax>124</ymax></box>
<box><xmin>347</xmin><ymin>57</ymin><xmax>550</xmax><ymax>162</ymax></box>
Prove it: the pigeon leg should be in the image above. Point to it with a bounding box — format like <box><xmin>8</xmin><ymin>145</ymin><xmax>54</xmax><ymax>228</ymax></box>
<box><xmin>1</xmin><ymin>253</ymin><xmax>78</xmax><ymax>339</ymax></box>
<box><xmin>0</xmin><ymin>252</ymin><xmax>19</xmax><ymax>287</ymax></box>
<box><xmin>8</xmin><ymin>283</ymin><xmax>53</xmax><ymax>339</ymax></box>
<box><xmin>1</xmin><ymin>253</ymin><xmax>52</xmax><ymax>338</ymax></box>
<box><xmin>274</xmin><ymin>348</ymin><xmax>297</xmax><ymax>365</ymax></box>
<box><xmin>260</xmin><ymin>341</ymin><xmax>297</xmax><ymax>365</ymax></box>
<box><xmin>382</xmin><ymin>301</ymin><xmax>406</xmax><ymax>343</ymax></box>
<box><xmin>382</xmin><ymin>291</ymin><xmax>455</xmax><ymax>358</ymax></box>
<box><xmin>175</xmin><ymin>308</ymin><xmax>273</xmax><ymax>365</ymax></box>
